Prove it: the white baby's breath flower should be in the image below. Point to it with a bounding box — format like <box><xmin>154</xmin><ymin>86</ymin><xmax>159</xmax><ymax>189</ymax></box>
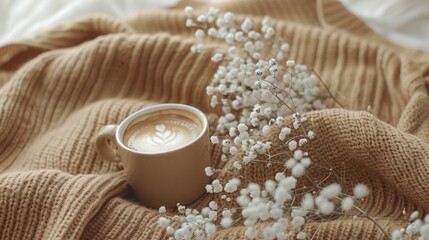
<box><xmin>166</xmin><ymin>226</ymin><xmax>174</xmax><ymax>235</ymax></box>
<box><xmin>307</xmin><ymin>130</ymin><xmax>316</xmax><ymax>139</ymax></box>
<box><xmin>319</xmin><ymin>200</ymin><xmax>335</xmax><ymax>215</ymax></box>
<box><xmin>274</xmin><ymin>187</ymin><xmax>290</xmax><ymax>205</ymax></box>
<box><xmin>222</xmin><ymin>139</ymin><xmax>231</xmax><ymax>146</ymax></box>
<box><xmin>211</xmin><ymin>53</ymin><xmax>223</xmax><ymax>62</ymax></box>
<box><xmin>195</xmin><ymin>43</ymin><xmax>204</xmax><ymax>52</ymax></box>
<box><xmin>391</xmin><ymin>229</ymin><xmax>402</xmax><ymax>240</ymax></box>
<box><xmin>225</xmin><ymin>33</ymin><xmax>234</xmax><ymax>44</ymax></box>
<box><xmin>209</xmin><ymin>201</ymin><xmax>218</xmax><ymax>210</ymax></box>
<box><xmin>206</xmin><ymin>184</ymin><xmax>213</xmax><ymax>193</ymax></box>
<box><xmin>276</xmin><ymin>52</ymin><xmax>285</xmax><ymax>61</ymax></box>
<box><xmin>233</xmin><ymin>161</ymin><xmax>242</xmax><ymax>170</ymax></box>
<box><xmin>197</xmin><ymin>15</ymin><xmax>207</xmax><ymax>22</ymax></box>
<box><xmin>221</xmin><ymin>217</ymin><xmax>233</xmax><ymax>228</ymax></box>
<box><xmin>279</xmin><ymin>127</ymin><xmax>291</xmax><ymax>141</ymax></box>
<box><xmin>291</xmin><ymin>216</ymin><xmax>305</xmax><ymax>228</ymax></box>
<box><xmin>262</xmin><ymin>125</ymin><xmax>271</xmax><ymax>135</ymax></box>
<box><xmin>420</xmin><ymin>224</ymin><xmax>429</xmax><ymax>238</ymax></box>
<box><xmin>301</xmin><ymin>157</ymin><xmax>311</xmax><ymax>167</ymax></box>
<box><xmin>185</xmin><ymin>19</ymin><xmax>194</xmax><ymax>27</ymax></box>
<box><xmin>269</xmin><ymin>207</ymin><xmax>283</xmax><ymax>219</ymax></box>
<box><xmin>210</xmin><ymin>95</ymin><xmax>217</xmax><ymax>107</ymax></box>
<box><xmin>230</xmin><ymin>146</ymin><xmax>239</xmax><ymax>155</ymax></box>
<box><xmin>241</xmin><ymin>18</ymin><xmax>253</xmax><ymax>32</ymax></box>
<box><xmin>158</xmin><ymin>217</ymin><xmax>170</xmax><ymax>228</ymax></box>
<box><xmin>195</xmin><ymin>29</ymin><xmax>205</xmax><ymax>39</ymax></box>
<box><xmin>208</xmin><ymin>210</ymin><xmax>217</xmax><ymax>220</ymax></box>
<box><xmin>222</xmin><ymin>209</ymin><xmax>233</xmax><ymax>218</ymax></box>
<box><xmin>301</xmin><ymin>193</ymin><xmax>314</xmax><ymax>210</ymax></box>
<box><xmin>262</xmin><ymin>227</ymin><xmax>275</xmax><ymax>239</ymax></box>
<box><xmin>205</xmin><ymin>167</ymin><xmax>215</xmax><ymax>177</ymax></box>
<box><xmin>275</xmin><ymin>172</ymin><xmax>285</xmax><ymax>181</ymax></box>
<box><xmin>229</xmin><ymin>127</ymin><xmax>237</xmax><ymax>137</ymax></box>
<box><xmin>288</xmin><ymin>140</ymin><xmax>297</xmax><ymax>151</ymax></box>
<box><xmin>245</xmin><ymin>227</ymin><xmax>257</xmax><ymax>239</ymax></box>
<box><xmin>210</xmin><ymin>136</ymin><xmax>219</xmax><ymax>144</ymax></box>
<box><xmin>212</xmin><ymin>179</ymin><xmax>223</xmax><ymax>193</ymax></box>
<box><xmin>280</xmin><ymin>176</ymin><xmax>297</xmax><ymax>190</ymax></box>
<box><xmin>297</xmin><ymin>231</ymin><xmax>307</xmax><ymax>239</ymax></box>
<box><xmin>159</xmin><ymin>206</ymin><xmax>166</xmax><ymax>214</ymax></box>
<box><xmin>224</xmin><ymin>12</ymin><xmax>234</xmax><ymax>22</ymax></box>
<box><xmin>410</xmin><ymin>211</ymin><xmax>419</xmax><ymax>220</ymax></box>
<box><xmin>341</xmin><ymin>197</ymin><xmax>354</xmax><ymax>212</ymax></box>
<box><xmin>206</xmin><ymin>86</ymin><xmax>215</xmax><ymax>95</ymax></box>
<box><xmin>177</xmin><ymin>204</ymin><xmax>185</xmax><ymax>213</ymax></box>
<box><xmin>205</xmin><ymin>223</ymin><xmax>217</xmax><ymax>235</ymax></box>
<box><xmin>275</xmin><ymin>117</ymin><xmax>284</xmax><ymax>125</ymax></box>
<box><xmin>320</xmin><ymin>183</ymin><xmax>341</xmax><ymax>199</ymax></box>
<box><xmin>184</xmin><ymin>6</ymin><xmax>193</xmax><ymax>16</ymax></box>
<box><xmin>293</xmin><ymin>150</ymin><xmax>303</xmax><ymax>160</ymax></box>
<box><xmin>353</xmin><ymin>184</ymin><xmax>369</xmax><ymax>198</ymax></box>
<box><xmin>237</xmin><ymin>123</ymin><xmax>248</xmax><ymax>132</ymax></box>
<box><xmin>291</xmin><ymin>163</ymin><xmax>305</xmax><ymax>177</ymax></box>
<box><xmin>406</xmin><ymin>219</ymin><xmax>422</xmax><ymax>235</ymax></box>
<box><xmin>280</xmin><ymin>43</ymin><xmax>289</xmax><ymax>52</ymax></box>
<box><xmin>225</xmin><ymin>178</ymin><xmax>241</xmax><ymax>193</ymax></box>
<box><xmin>299</xmin><ymin>138</ymin><xmax>308</xmax><ymax>146</ymax></box>
<box><xmin>265</xmin><ymin>180</ymin><xmax>276</xmax><ymax>193</ymax></box>
<box><xmin>248</xmin><ymin>31</ymin><xmax>260</xmax><ymax>40</ymax></box>
<box><xmin>286</xmin><ymin>60</ymin><xmax>295</xmax><ymax>67</ymax></box>
<box><xmin>208</xmin><ymin>28</ymin><xmax>218</xmax><ymax>37</ymax></box>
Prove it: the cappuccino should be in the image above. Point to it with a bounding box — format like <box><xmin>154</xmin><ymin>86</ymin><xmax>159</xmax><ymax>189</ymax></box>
<box><xmin>96</xmin><ymin>103</ymin><xmax>210</xmax><ymax>207</ymax></box>
<box><xmin>123</xmin><ymin>109</ymin><xmax>202</xmax><ymax>153</ymax></box>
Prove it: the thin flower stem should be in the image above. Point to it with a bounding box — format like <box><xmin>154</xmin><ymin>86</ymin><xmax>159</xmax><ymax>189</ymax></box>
<box><xmin>333</xmin><ymin>196</ymin><xmax>391</xmax><ymax>239</ymax></box>
<box><xmin>310</xmin><ymin>222</ymin><xmax>323</xmax><ymax>240</ymax></box>
<box><xmin>256</xmin><ymin>75</ymin><xmax>296</xmax><ymax>112</ymax></box>
<box><xmin>310</xmin><ymin>69</ymin><xmax>344</xmax><ymax>108</ymax></box>
<box><xmin>268</xmin><ymin>88</ymin><xmax>296</xmax><ymax>112</ymax></box>
<box><xmin>354</xmin><ymin>205</ymin><xmax>391</xmax><ymax>240</ymax></box>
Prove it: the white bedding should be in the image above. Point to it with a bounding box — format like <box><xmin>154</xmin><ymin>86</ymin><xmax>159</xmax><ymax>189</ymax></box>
<box><xmin>0</xmin><ymin>0</ymin><xmax>180</xmax><ymax>44</ymax></box>
<box><xmin>1</xmin><ymin>0</ymin><xmax>429</xmax><ymax>52</ymax></box>
<box><xmin>340</xmin><ymin>0</ymin><xmax>429</xmax><ymax>52</ymax></box>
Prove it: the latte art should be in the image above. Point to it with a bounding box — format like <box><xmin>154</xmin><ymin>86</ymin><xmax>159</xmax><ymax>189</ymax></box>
<box><xmin>149</xmin><ymin>124</ymin><xmax>177</xmax><ymax>147</ymax></box>
<box><xmin>123</xmin><ymin>110</ymin><xmax>202</xmax><ymax>153</ymax></box>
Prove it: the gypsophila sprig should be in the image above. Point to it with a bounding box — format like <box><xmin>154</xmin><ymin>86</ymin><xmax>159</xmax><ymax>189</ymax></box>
<box><xmin>157</xmin><ymin>7</ymin><xmax>379</xmax><ymax>240</ymax></box>
<box><xmin>391</xmin><ymin>211</ymin><xmax>429</xmax><ymax>240</ymax></box>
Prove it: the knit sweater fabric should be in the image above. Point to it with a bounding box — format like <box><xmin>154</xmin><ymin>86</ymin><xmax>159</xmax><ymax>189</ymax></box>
<box><xmin>0</xmin><ymin>0</ymin><xmax>428</xmax><ymax>239</ymax></box>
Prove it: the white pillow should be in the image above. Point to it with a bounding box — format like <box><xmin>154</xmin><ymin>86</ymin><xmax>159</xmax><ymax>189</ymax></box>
<box><xmin>340</xmin><ymin>0</ymin><xmax>429</xmax><ymax>52</ymax></box>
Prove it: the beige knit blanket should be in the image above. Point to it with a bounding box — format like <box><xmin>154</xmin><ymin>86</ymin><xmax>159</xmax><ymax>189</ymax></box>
<box><xmin>1</xmin><ymin>0</ymin><xmax>428</xmax><ymax>239</ymax></box>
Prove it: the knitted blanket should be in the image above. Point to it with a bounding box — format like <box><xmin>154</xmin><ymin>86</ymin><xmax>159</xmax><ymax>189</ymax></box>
<box><xmin>1</xmin><ymin>0</ymin><xmax>428</xmax><ymax>239</ymax></box>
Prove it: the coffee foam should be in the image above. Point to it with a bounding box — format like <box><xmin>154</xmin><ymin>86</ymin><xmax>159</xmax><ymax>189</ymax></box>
<box><xmin>123</xmin><ymin>109</ymin><xmax>202</xmax><ymax>153</ymax></box>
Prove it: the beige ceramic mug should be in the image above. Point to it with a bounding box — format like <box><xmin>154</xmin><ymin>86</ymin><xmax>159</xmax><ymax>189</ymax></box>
<box><xmin>95</xmin><ymin>104</ymin><xmax>211</xmax><ymax>208</ymax></box>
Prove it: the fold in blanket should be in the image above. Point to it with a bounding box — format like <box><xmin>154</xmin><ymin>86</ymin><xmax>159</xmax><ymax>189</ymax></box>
<box><xmin>0</xmin><ymin>0</ymin><xmax>428</xmax><ymax>239</ymax></box>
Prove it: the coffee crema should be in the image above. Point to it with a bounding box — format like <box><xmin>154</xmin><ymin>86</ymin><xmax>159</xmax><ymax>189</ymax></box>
<box><xmin>123</xmin><ymin>109</ymin><xmax>202</xmax><ymax>153</ymax></box>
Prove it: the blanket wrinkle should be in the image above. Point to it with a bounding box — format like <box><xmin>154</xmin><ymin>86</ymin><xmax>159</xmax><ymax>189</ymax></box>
<box><xmin>0</xmin><ymin>0</ymin><xmax>428</xmax><ymax>239</ymax></box>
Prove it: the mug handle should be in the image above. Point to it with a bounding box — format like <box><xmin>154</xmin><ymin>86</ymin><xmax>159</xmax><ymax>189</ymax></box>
<box><xmin>95</xmin><ymin>125</ymin><xmax>121</xmax><ymax>162</ymax></box>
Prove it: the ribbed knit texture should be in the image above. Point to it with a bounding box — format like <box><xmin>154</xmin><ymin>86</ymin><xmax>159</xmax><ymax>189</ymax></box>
<box><xmin>0</xmin><ymin>0</ymin><xmax>428</xmax><ymax>239</ymax></box>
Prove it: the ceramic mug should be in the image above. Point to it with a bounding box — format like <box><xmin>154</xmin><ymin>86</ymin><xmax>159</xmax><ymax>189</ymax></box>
<box><xmin>95</xmin><ymin>104</ymin><xmax>211</xmax><ymax>208</ymax></box>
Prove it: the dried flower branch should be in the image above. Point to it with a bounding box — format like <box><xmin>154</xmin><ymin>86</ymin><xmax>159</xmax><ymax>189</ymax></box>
<box><xmin>391</xmin><ymin>211</ymin><xmax>429</xmax><ymax>240</ymax></box>
<box><xmin>156</xmin><ymin>6</ymin><xmax>387</xmax><ymax>240</ymax></box>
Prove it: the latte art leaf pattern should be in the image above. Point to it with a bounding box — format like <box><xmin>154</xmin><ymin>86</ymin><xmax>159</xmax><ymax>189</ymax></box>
<box><xmin>151</xmin><ymin>124</ymin><xmax>177</xmax><ymax>147</ymax></box>
<box><xmin>124</xmin><ymin>114</ymin><xmax>200</xmax><ymax>153</ymax></box>
<box><xmin>155</xmin><ymin>124</ymin><xmax>166</xmax><ymax>132</ymax></box>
